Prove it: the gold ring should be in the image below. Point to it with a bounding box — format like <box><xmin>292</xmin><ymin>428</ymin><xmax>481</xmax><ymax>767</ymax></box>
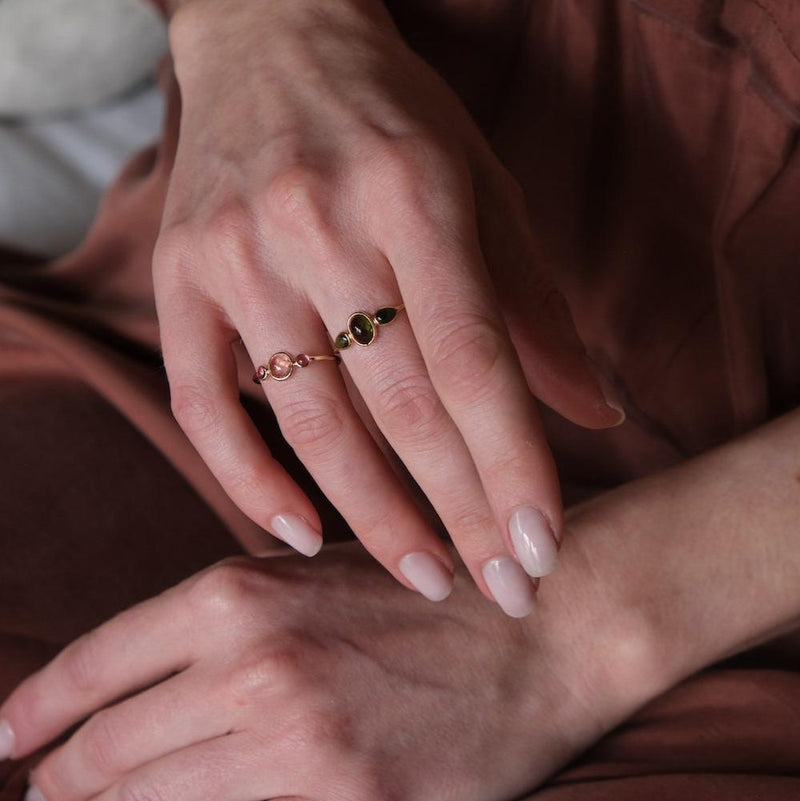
<box><xmin>334</xmin><ymin>304</ymin><xmax>405</xmax><ymax>351</ymax></box>
<box><xmin>252</xmin><ymin>351</ymin><xmax>340</xmax><ymax>384</ymax></box>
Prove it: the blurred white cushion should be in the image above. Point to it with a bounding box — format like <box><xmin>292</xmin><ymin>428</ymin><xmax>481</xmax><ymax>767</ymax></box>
<box><xmin>0</xmin><ymin>83</ymin><xmax>165</xmax><ymax>256</ymax></box>
<box><xmin>0</xmin><ymin>0</ymin><xmax>167</xmax><ymax>118</ymax></box>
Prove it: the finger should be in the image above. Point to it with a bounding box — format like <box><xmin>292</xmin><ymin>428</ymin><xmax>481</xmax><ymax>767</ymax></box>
<box><xmin>88</xmin><ymin>732</ymin><xmax>294</xmax><ymax>801</ymax></box>
<box><xmin>155</xmin><ymin>278</ymin><xmax>325</xmax><ymax>556</ymax></box>
<box><xmin>373</xmin><ymin>159</ymin><xmax>565</xmax><ymax>583</ymax></box>
<box><xmin>312</xmin><ymin>257</ymin><xmax>536</xmax><ymax>617</ymax></box>
<box><xmin>233</xmin><ymin>297</ymin><xmax>457</xmax><ymax>603</ymax></box>
<box><xmin>0</xmin><ymin>583</ymin><xmax>193</xmax><ymax>759</ymax></box>
<box><xmin>474</xmin><ymin>162</ymin><xmax>625</xmax><ymax>429</ymax></box>
<box><xmin>29</xmin><ymin>667</ymin><xmax>232</xmax><ymax>801</ymax></box>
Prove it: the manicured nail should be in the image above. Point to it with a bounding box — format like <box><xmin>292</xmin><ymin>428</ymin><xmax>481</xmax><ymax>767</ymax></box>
<box><xmin>482</xmin><ymin>557</ymin><xmax>536</xmax><ymax>618</ymax></box>
<box><xmin>585</xmin><ymin>356</ymin><xmax>626</xmax><ymax>425</ymax></box>
<box><xmin>25</xmin><ymin>786</ymin><xmax>46</xmax><ymax>801</ymax></box>
<box><xmin>0</xmin><ymin>718</ymin><xmax>14</xmax><ymax>760</ymax></box>
<box><xmin>509</xmin><ymin>507</ymin><xmax>559</xmax><ymax>577</ymax></box>
<box><xmin>269</xmin><ymin>514</ymin><xmax>323</xmax><ymax>557</ymax></box>
<box><xmin>399</xmin><ymin>552</ymin><xmax>454</xmax><ymax>602</ymax></box>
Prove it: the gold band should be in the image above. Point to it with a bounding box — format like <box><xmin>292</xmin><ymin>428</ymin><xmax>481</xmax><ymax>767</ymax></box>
<box><xmin>333</xmin><ymin>304</ymin><xmax>405</xmax><ymax>351</ymax></box>
<box><xmin>252</xmin><ymin>352</ymin><xmax>339</xmax><ymax>384</ymax></box>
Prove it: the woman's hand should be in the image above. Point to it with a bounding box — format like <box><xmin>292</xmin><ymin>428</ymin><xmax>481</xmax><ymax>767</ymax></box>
<box><xmin>5</xmin><ymin>409</ymin><xmax>800</xmax><ymax>798</ymax></box>
<box><xmin>0</xmin><ymin>547</ymin><xmax>628</xmax><ymax>801</ymax></box>
<box><xmin>154</xmin><ymin>0</ymin><xmax>625</xmax><ymax>615</ymax></box>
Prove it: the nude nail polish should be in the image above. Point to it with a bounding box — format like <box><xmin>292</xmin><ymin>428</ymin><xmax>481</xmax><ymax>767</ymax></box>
<box><xmin>509</xmin><ymin>507</ymin><xmax>559</xmax><ymax>578</ymax></box>
<box><xmin>585</xmin><ymin>356</ymin><xmax>626</xmax><ymax>425</ymax></box>
<box><xmin>482</xmin><ymin>557</ymin><xmax>536</xmax><ymax>618</ymax></box>
<box><xmin>0</xmin><ymin>718</ymin><xmax>14</xmax><ymax>761</ymax></box>
<box><xmin>270</xmin><ymin>514</ymin><xmax>323</xmax><ymax>557</ymax></box>
<box><xmin>25</xmin><ymin>786</ymin><xmax>46</xmax><ymax>801</ymax></box>
<box><xmin>399</xmin><ymin>552</ymin><xmax>454</xmax><ymax>602</ymax></box>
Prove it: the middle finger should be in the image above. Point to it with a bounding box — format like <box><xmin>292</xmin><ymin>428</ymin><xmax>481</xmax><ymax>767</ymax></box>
<box><xmin>312</xmin><ymin>252</ymin><xmax>537</xmax><ymax>616</ymax></box>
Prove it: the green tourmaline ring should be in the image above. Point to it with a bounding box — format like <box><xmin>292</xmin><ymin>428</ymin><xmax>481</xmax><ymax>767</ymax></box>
<box><xmin>333</xmin><ymin>304</ymin><xmax>405</xmax><ymax>351</ymax></box>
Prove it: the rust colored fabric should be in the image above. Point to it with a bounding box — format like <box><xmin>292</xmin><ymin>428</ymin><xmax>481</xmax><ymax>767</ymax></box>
<box><xmin>2</xmin><ymin>0</ymin><xmax>800</xmax><ymax>797</ymax></box>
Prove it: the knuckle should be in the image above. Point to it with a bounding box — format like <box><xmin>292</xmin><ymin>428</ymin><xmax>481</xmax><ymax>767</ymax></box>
<box><xmin>262</xmin><ymin>165</ymin><xmax>331</xmax><ymax>234</ymax></box>
<box><xmin>228</xmin><ymin>644</ymin><xmax>305</xmax><ymax>704</ymax></box>
<box><xmin>30</xmin><ymin>769</ymin><xmax>68</xmax><ymax>801</ymax></box>
<box><xmin>204</xmin><ymin>204</ymin><xmax>266</xmax><ymax>302</ymax></box>
<box><xmin>221</xmin><ymin>461</ymin><xmax>276</xmax><ymax>508</ymax></box>
<box><xmin>449</xmin><ymin>503</ymin><xmax>495</xmax><ymax>545</ymax></box>
<box><xmin>374</xmin><ymin>372</ymin><xmax>445</xmax><ymax>445</ymax></box>
<box><xmin>30</xmin><ymin>762</ymin><xmax>64</xmax><ymax>801</ymax></box>
<box><xmin>428</xmin><ymin>314</ymin><xmax>506</xmax><ymax>401</ymax></box>
<box><xmin>167</xmin><ymin>1</ymin><xmax>205</xmax><ymax>61</ymax></box>
<box><xmin>207</xmin><ymin>201</ymin><xmax>257</xmax><ymax>260</ymax></box>
<box><xmin>61</xmin><ymin>632</ymin><xmax>100</xmax><ymax>693</ymax></box>
<box><xmin>188</xmin><ymin>562</ymin><xmax>260</xmax><ymax>619</ymax></box>
<box><xmin>370</xmin><ymin>136</ymin><xmax>442</xmax><ymax>205</ymax></box>
<box><xmin>81</xmin><ymin>711</ymin><xmax>122</xmax><ymax>775</ymax></box>
<box><xmin>152</xmin><ymin>226</ymin><xmax>192</xmax><ymax>277</ymax></box>
<box><xmin>278</xmin><ymin>393</ymin><xmax>347</xmax><ymax>454</ymax></box>
<box><xmin>170</xmin><ymin>383</ymin><xmax>222</xmax><ymax>439</ymax></box>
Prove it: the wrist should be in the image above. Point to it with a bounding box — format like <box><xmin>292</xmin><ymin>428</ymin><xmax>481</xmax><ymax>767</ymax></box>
<box><xmin>529</xmin><ymin>410</ymin><xmax>800</xmax><ymax>750</ymax></box>
<box><xmin>518</xmin><ymin>500</ymin><xmax>669</xmax><ymax>757</ymax></box>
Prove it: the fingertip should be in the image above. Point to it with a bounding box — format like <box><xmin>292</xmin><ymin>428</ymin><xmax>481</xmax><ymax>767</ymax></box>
<box><xmin>0</xmin><ymin>718</ymin><xmax>15</xmax><ymax>761</ymax></box>
<box><xmin>24</xmin><ymin>784</ymin><xmax>45</xmax><ymax>801</ymax></box>
<box><xmin>508</xmin><ymin>506</ymin><xmax>559</xmax><ymax>578</ymax></box>
<box><xmin>270</xmin><ymin>514</ymin><xmax>324</xmax><ymax>557</ymax></box>
<box><xmin>481</xmin><ymin>556</ymin><xmax>537</xmax><ymax>618</ymax></box>
<box><xmin>399</xmin><ymin>552</ymin><xmax>454</xmax><ymax>602</ymax></box>
<box><xmin>584</xmin><ymin>357</ymin><xmax>626</xmax><ymax>428</ymax></box>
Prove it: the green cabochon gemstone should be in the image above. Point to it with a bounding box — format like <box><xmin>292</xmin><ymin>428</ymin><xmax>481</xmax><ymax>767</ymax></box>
<box><xmin>374</xmin><ymin>307</ymin><xmax>397</xmax><ymax>325</ymax></box>
<box><xmin>335</xmin><ymin>332</ymin><xmax>351</xmax><ymax>350</ymax></box>
<box><xmin>349</xmin><ymin>313</ymin><xmax>375</xmax><ymax>345</ymax></box>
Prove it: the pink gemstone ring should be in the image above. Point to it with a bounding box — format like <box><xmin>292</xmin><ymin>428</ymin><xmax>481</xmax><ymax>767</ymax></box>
<box><xmin>252</xmin><ymin>351</ymin><xmax>340</xmax><ymax>384</ymax></box>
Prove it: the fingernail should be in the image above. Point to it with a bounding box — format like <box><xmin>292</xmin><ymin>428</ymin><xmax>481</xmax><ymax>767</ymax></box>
<box><xmin>509</xmin><ymin>507</ymin><xmax>558</xmax><ymax>577</ymax></box>
<box><xmin>25</xmin><ymin>786</ymin><xmax>46</xmax><ymax>801</ymax></box>
<box><xmin>0</xmin><ymin>718</ymin><xmax>14</xmax><ymax>760</ymax></box>
<box><xmin>585</xmin><ymin>356</ymin><xmax>626</xmax><ymax>425</ymax></box>
<box><xmin>269</xmin><ymin>514</ymin><xmax>323</xmax><ymax>557</ymax></box>
<box><xmin>399</xmin><ymin>552</ymin><xmax>454</xmax><ymax>602</ymax></box>
<box><xmin>482</xmin><ymin>557</ymin><xmax>536</xmax><ymax>618</ymax></box>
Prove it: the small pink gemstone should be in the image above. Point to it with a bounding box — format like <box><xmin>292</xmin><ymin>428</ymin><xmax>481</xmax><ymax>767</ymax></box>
<box><xmin>268</xmin><ymin>352</ymin><xmax>294</xmax><ymax>380</ymax></box>
<box><xmin>296</xmin><ymin>353</ymin><xmax>310</xmax><ymax>367</ymax></box>
<box><xmin>255</xmin><ymin>366</ymin><xmax>269</xmax><ymax>381</ymax></box>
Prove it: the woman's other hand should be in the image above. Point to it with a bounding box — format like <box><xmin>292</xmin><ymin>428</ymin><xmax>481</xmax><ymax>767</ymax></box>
<box><xmin>7</xmin><ymin>406</ymin><xmax>800</xmax><ymax>798</ymax></box>
<box><xmin>154</xmin><ymin>0</ymin><xmax>625</xmax><ymax>615</ymax></box>
<box><xmin>0</xmin><ymin>546</ymin><xmax>634</xmax><ymax>801</ymax></box>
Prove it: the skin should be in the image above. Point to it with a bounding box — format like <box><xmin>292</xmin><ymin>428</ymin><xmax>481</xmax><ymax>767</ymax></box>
<box><xmin>2</xmin><ymin>408</ymin><xmax>799</xmax><ymax>799</ymax></box>
<box><xmin>152</xmin><ymin>0</ymin><xmax>625</xmax><ymax>610</ymax></box>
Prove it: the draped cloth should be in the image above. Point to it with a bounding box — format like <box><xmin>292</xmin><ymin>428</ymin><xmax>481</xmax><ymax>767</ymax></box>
<box><xmin>1</xmin><ymin>0</ymin><xmax>799</xmax><ymax>796</ymax></box>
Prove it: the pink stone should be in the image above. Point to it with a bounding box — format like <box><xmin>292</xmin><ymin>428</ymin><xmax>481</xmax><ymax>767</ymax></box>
<box><xmin>268</xmin><ymin>352</ymin><xmax>294</xmax><ymax>380</ymax></box>
<box><xmin>256</xmin><ymin>366</ymin><xmax>268</xmax><ymax>381</ymax></box>
<box><xmin>296</xmin><ymin>353</ymin><xmax>310</xmax><ymax>367</ymax></box>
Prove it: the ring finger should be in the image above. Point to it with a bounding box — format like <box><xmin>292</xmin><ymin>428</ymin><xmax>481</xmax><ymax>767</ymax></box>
<box><xmin>235</xmin><ymin>296</ymin><xmax>457</xmax><ymax>602</ymax></box>
<box><xmin>29</xmin><ymin>666</ymin><xmax>231</xmax><ymax>800</ymax></box>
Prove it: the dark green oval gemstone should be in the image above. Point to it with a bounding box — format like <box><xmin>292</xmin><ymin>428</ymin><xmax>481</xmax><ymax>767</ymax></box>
<box><xmin>349</xmin><ymin>313</ymin><xmax>375</xmax><ymax>345</ymax></box>
<box><xmin>374</xmin><ymin>307</ymin><xmax>397</xmax><ymax>325</ymax></box>
<box><xmin>335</xmin><ymin>332</ymin><xmax>351</xmax><ymax>350</ymax></box>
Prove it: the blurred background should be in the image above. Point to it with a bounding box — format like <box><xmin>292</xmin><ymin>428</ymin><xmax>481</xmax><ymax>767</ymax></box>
<box><xmin>0</xmin><ymin>0</ymin><xmax>167</xmax><ymax>257</ymax></box>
